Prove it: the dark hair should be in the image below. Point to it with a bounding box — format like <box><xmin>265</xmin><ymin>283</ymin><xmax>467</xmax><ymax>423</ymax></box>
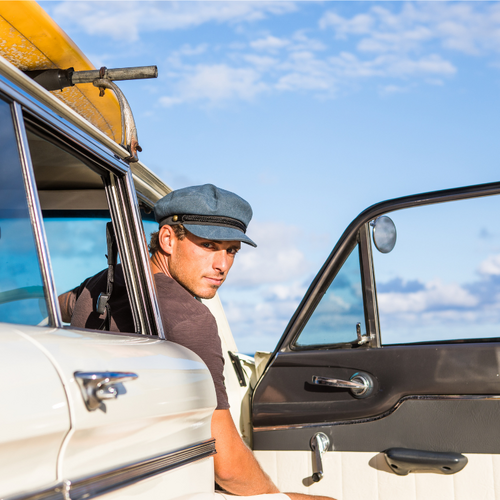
<box><xmin>148</xmin><ymin>224</ymin><xmax>187</xmax><ymax>254</ymax></box>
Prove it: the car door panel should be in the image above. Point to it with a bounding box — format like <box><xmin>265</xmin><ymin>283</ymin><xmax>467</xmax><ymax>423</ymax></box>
<box><xmin>21</xmin><ymin>326</ymin><xmax>216</xmax><ymax>498</ymax></box>
<box><xmin>253</xmin><ymin>344</ymin><xmax>500</xmax><ymax>428</ymax></box>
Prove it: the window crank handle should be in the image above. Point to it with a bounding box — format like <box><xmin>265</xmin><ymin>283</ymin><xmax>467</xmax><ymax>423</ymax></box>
<box><xmin>310</xmin><ymin>432</ymin><xmax>330</xmax><ymax>482</ymax></box>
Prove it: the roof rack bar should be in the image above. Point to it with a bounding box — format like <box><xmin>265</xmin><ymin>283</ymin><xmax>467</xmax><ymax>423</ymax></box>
<box><xmin>73</xmin><ymin>66</ymin><xmax>158</xmax><ymax>84</ymax></box>
<box><xmin>24</xmin><ymin>65</ymin><xmax>158</xmax><ymax>92</ymax></box>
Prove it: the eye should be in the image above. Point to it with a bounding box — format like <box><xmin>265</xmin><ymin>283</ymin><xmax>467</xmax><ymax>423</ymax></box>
<box><xmin>228</xmin><ymin>248</ymin><xmax>239</xmax><ymax>256</ymax></box>
<box><xmin>201</xmin><ymin>242</ymin><xmax>214</xmax><ymax>249</ymax></box>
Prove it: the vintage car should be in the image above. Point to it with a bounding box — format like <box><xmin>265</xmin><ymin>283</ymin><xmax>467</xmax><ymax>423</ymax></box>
<box><xmin>1</xmin><ymin>3</ymin><xmax>499</xmax><ymax>500</ymax></box>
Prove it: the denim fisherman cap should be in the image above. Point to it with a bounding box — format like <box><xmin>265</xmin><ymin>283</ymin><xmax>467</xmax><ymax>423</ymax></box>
<box><xmin>154</xmin><ymin>184</ymin><xmax>257</xmax><ymax>247</ymax></box>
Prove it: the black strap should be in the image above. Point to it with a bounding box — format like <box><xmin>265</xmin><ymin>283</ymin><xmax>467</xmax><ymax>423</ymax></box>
<box><xmin>96</xmin><ymin>222</ymin><xmax>117</xmax><ymax>331</ymax></box>
<box><xmin>159</xmin><ymin>214</ymin><xmax>247</xmax><ymax>233</ymax></box>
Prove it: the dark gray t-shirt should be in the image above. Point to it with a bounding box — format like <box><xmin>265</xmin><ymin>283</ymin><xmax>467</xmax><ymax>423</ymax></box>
<box><xmin>64</xmin><ymin>265</ymin><xmax>229</xmax><ymax>410</ymax></box>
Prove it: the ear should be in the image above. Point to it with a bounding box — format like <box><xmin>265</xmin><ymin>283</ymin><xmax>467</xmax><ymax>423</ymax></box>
<box><xmin>158</xmin><ymin>225</ymin><xmax>177</xmax><ymax>255</ymax></box>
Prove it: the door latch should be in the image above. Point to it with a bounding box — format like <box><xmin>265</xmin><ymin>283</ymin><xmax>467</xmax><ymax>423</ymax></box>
<box><xmin>75</xmin><ymin>371</ymin><xmax>138</xmax><ymax>411</ymax></box>
<box><xmin>310</xmin><ymin>432</ymin><xmax>330</xmax><ymax>482</ymax></box>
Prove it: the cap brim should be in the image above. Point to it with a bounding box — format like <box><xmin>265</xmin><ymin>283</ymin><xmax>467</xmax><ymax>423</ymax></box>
<box><xmin>184</xmin><ymin>224</ymin><xmax>257</xmax><ymax>248</ymax></box>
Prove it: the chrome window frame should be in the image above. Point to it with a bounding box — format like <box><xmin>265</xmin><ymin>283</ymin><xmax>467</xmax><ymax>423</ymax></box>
<box><xmin>0</xmin><ymin>75</ymin><xmax>164</xmax><ymax>337</ymax></box>
<box><xmin>10</xmin><ymin>101</ymin><xmax>61</xmax><ymax>327</ymax></box>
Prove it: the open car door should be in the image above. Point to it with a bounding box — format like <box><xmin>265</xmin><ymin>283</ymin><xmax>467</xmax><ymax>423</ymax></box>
<box><xmin>252</xmin><ymin>182</ymin><xmax>500</xmax><ymax>500</ymax></box>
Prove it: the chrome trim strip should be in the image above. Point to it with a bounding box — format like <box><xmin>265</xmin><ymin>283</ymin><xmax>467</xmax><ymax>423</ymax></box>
<box><xmin>11</xmin><ymin>102</ymin><xmax>62</xmax><ymax>328</ymax></box>
<box><xmin>105</xmin><ymin>173</ymin><xmax>143</xmax><ymax>334</ymax></box>
<box><xmin>253</xmin><ymin>394</ymin><xmax>500</xmax><ymax>432</ymax></box>
<box><xmin>122</xmin><ymin>170</ymin><xmax>164</xmax><ymax>339</ymax></box>
<box><xmin>4</xmin><ymin>440</ymin><xmax>216</xmax><ymax>500</ymax></box>
<box><xmin>70</xmin><ymin>438</ymin><xmax>215</xmax><ymax>500</ymax></box>
<box><xmin>1</xmin><ymin>483</ymin><xmax>66</xmax><ymax>500</ymax></box>
<box><xmin>105</xmin><ymin>171</ymin><xmax>164</xmax><ymax>338</ymax></box>
<box><xmin>358</xmin><ymin>223</ymin><xmax>380</xmax><ymax>348</ymax></box>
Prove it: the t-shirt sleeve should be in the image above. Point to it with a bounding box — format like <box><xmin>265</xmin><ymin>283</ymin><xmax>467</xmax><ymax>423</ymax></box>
<box><xmin>58</xmin><ymin>289</ymin><xmax>77</xmax><ymax>323</ymax></box>
<box><xmin>168</xmin><ymin>310</ymin><xmax>230</xmax><ymax>410</ymax></box>
<box><xmin>59</xmin><ymin>276</ymin><xmax>92</xmax><ymax>324</ymax></box>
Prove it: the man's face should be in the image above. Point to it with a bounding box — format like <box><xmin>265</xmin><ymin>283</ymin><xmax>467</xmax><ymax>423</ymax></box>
<box><xmin>168</xmin><ymin>230</ymin><xmax>240</xmax><ymax>299</ymax></box>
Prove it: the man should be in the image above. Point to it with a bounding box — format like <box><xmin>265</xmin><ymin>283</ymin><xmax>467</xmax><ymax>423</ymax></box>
<box><xmin>60</xmin><ymin>184</ymin><xmax>334</xmax><ymax>500</ymax></box>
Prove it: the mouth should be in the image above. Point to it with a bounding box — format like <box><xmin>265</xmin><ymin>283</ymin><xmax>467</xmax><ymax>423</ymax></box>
<box><xmin>204</xmin><ymin>276</ymin><xmax>224</xmax><ymax>287</ymax></box>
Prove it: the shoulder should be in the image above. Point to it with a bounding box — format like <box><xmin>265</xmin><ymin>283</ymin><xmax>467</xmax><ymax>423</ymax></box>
<box><xmin>154</xmin><ymin>273</ymin><xmax>212</xmax><ymax>317</ymax></box>
<box><xmin>153</xmin><ymin>273</ymin><xmax>218</xmax><ymax>336</ymax></box>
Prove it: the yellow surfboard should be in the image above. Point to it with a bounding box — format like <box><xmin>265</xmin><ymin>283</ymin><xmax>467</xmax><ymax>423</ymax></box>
<box><xmin>0</xmin><ymin>0</ymin><xmax>122</xmax><ymax>143</ymax></box>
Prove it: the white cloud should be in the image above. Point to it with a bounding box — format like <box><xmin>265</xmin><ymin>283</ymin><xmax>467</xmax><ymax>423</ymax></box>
<box><xmin>320</xmin><ymin>2</ymin><xmax>500</xmax><ymax>57</ymax></box>
<box><xmin>320</xmin><ymin>11</ymin><xmax>374</xmax><ymax>37</ymax></box>
<box><xmin>224</xmin><ymin>221</ymin><xmax>311</xmax><ymax>287</ymax></box>
<box><xmin>160</xmin><ymin>42</ymin><xmax>456</xmax><ymax>106</ymax></box>
<box><xmin>160</xmin><ymin>64</ymin><xmax>267</xmax><ymax>106</ymax></box>
<box><xmin>221</xmin><ymin>278</ymin><xmax>309</xmax><ymax>353</ymax></box>
<box><xmin>51</xmin><ymin>1</ymin><xmax>298</xmax><ymax>42</ymax></box>
<box><xmin>243</xmin><ymin>54</ymin><xmax>279</xmax><ymax>70</ymax></box>
<box><xmin>328</xmin><ymin>52</ymin><xmax>456</xmax><ymax>79</ymax></box>
<box><xmin>46</xmin><ymin>1</ymin><xmax>500</xmax><ymax>106</ymax></box>
<box><xmin>380</xmin><ymin>84</ymin><xmax>410</xmax><ymax>95</ymax></box>
<box><xmin>289</xmin><ymin>31</ymin><xmax>326</xmax><ymax>53</ymax></box>
<box><xmin>251</xmin><ymin>35</ymin><xmax>289</xmax><ymax>51</ymax></box>
<box><xmin>217</xmin><ymin>221</ymin><xmax>323</xmax><ymax>352</ymax></box>
<box><xmin>378</xmin><ymin>279</ymin><xmax>478</xmax><ymax>314</ymax></box>
<box><xmin>478</xmin><ymin>254</ymin><xmax>500</xmax><ymax>276</ymax></box>
<box><xmin>177</xmin><ymin>44</ymin><xmax>209</xmax><ymax>57</ymax></box>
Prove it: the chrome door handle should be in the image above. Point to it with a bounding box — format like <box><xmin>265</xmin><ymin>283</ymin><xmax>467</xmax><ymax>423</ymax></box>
<box><xmin>75</xmin><ymin>371</ymin><xmax>138</xmax><ymax>411</ymax></box>
<box><xmin>312</xmin><ymin>372</ymin><xmax>374</xmax><ymax>398</ymax></box>
<box><xmin>310</xmin><ymin>432</ymin><xmax>330</xmax><ymax>482</ymax></box>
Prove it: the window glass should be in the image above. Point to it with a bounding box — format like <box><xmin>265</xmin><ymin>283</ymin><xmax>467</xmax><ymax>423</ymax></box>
<box><xmin>373</xmin><ymin>195</ymin><xmax>500</xmax><ymax>344</ymax></box>
<box><xmin>0</xmin><ymin>100</ymin><xmax>48</xmax><ymax>325</ymax></box>
<box><xmin>141</xmin><ymin>208</ymin><xmax>157</xmax><ymax>254</ymax></box>
<box><xmin>43</xmin><ymin>211</ymin><xmax>110</xmax><ymax>297</ymax></box>
<box><xmin>295</xmin><ymin>245</ymin><xmax>364</xmax><ymax>347</ymax></box>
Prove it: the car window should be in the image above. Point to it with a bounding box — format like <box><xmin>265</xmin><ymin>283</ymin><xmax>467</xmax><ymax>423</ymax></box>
<box><xmin>295</xmin><ymin>244</ymin><xmax>365</xmax><ymax>347</ymax></box>
<box><xmin>0</xmin><ymin>99</ymin><xmax>48</xmax><ymax>325</ymax></box>
<box><xmin>372</xmin><ymin>195</ymin><xmax>500</xmax><ymax>344</ymax></box>
<box><xmin>26</xmin><ymin>128</ymin><xmax>134</xmax><ymax>329</ymax></box>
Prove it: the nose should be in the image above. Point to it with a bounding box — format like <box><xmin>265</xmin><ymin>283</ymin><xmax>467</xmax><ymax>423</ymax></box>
<box><xmin>213</xmin><ymin>250</ymin><xmax>230</xmax><ymax>273</ymax></box>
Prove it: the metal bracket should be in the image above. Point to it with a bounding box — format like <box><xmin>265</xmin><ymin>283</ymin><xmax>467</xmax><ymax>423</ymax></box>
<box><xmin>92</xmin><ymin>78</ymin><xmax>142</xmax><ymax>162</ymax></box>
<box><xmin>228</xmin><ymin>351</ymin><xmax>247</xmax><ymax>387</ymax></box>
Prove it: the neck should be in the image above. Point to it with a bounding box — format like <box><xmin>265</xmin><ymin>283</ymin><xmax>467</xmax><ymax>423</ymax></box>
<box><xmin>150</xmin><ymin>251</ymin><xmax>173</xmax><ymax>279</ymax></box>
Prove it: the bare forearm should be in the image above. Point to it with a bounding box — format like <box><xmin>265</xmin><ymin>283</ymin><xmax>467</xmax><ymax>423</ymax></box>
<box><xmin>212</xmin><ymin>409</ymin><xmax>279</xmax><ymax>495</ymax></box>
<box><xmin>214</xmin><ymin>440</ymin><xmax>278</xmax><ymax>495</ymax></box>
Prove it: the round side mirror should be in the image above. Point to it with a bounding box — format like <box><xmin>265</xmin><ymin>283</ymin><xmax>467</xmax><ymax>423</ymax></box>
<box><xmin>371</xmin><ymin>216</ymin><xmax>397</xmax><ymax>254</ymax></box>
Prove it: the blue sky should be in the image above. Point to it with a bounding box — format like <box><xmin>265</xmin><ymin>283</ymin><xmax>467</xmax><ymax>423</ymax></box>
<box><xmin>39</xmin><ymin>1</ymin><xmax>500</xmax><ymax>352</ymax></box>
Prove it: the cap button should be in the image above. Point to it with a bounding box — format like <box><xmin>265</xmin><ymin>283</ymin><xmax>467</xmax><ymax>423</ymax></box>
<box><xmin>172</xmin><ymin>215</ymin><xmax>179</xmax><ymax>222</ymax></box>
